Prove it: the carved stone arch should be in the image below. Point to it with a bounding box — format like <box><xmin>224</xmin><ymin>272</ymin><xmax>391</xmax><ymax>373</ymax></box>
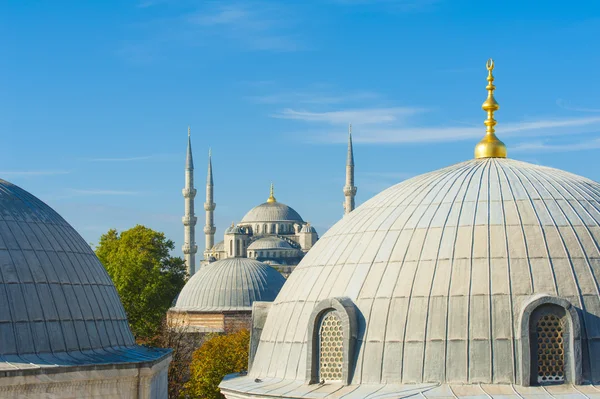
<box><xmin>306</xmin><ymin>297</ymin><xmax>357</xmax><ymax>385</ymax></box>
<box><xmin>519</xmin><ymin>295</ymin><xmax>582</xmax><ymax>386</ymax></box>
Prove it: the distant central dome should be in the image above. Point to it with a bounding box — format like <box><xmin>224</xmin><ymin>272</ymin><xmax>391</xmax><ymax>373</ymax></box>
<box><xmin>241</xmin><ymin>201</ymin><xmax>304</xmax><ymax>223</ymax></box>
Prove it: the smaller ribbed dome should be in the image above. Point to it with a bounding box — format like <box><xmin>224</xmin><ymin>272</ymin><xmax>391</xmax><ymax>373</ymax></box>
<box><xmin>225</xmin><ymin>224</ymin><xmax>244</xmax><ymax>235</ymax></box>
<box><xmin>248</xmin><ymin>236</ymin><xmax>293</xmax><ymax>250</ymax></box>
<box><xmin>300</xmin><ymin>224</ymin><xmax>316</xmax><ymax>233</ymax></box>
<box><xmin>172</xmin><ymin>258</ymin><xmax>285</xmax><ymax>311</ymax></box>
<box><xmin>241</xmin><ymin>202</ymin><xmax>304</xmax><ymax>223</ymax></box>
<box><xmin>211</xmin><ymin>241</ymin><xmax>224</xmax><ymax>252</ymax></box>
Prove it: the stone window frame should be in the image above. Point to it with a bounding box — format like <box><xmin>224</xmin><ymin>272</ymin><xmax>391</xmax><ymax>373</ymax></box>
<box><xmin>306</xmin><ymin>297</ymin><xmax>357</xmax><ymax>385</ymax></box>
<box><xmin>519</xmin><ymin>295</ymin><xmax>582</xmax><ymax>386</ymax></box>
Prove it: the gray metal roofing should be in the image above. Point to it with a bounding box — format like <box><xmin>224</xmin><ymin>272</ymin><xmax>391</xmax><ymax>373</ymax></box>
<box><xmin>0</xmin><ymin>179</ymin><xmax>168</xmax><ymax>369</ymax></box>
<box><xmin>0</xmin><ymin>345</ymin><xmax>170</xmax><ymax>375</ymax></box>
<box><xmin>241</xmin><ymin>202</ymin><xmax>304</xmax><ymax>223</ymax></box>
<box><xmin>220</xmin><ymin>375</ymin><xmax>600</xmax><ymax>399</ymax></box>
<box><xmin>171</xmin><ymin>257</ymin><xmax>286</xmax><ymax>311</ymax></box>
<box><xmin>248</xmin><ymin>236</ymin><xmax>293</xmax><ymax>250</ymax></box>
<box><xmin>0</xmin><ymin>179</ymin><xmax>137</xmax><ymax>357</ymax></box>
<box><xmin>246</xmin><ymin>158</ymin><xmax>600</xmax><ymax>386</ymax></box>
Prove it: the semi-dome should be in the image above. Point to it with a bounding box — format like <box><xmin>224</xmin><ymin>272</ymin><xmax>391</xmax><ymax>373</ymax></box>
<box><xmin>244</xmin><ymin>157</ymin><xmax>600</xmax><ymax>386</ymax></box>
<box><xmin>0</xmin><ymin>179</ymin><xmax>168</xmax><ymax>368</ymax></box>
<box><xmin>241</xmin><ymin>201</ymin><xmax>304</xmax><ymax>224</ymax></box>
<box><xmin>248</xmin><ymin>236</ymin><xmax>293</xmax><ymax>250</ymax></box>
<box><xmin>172</xmin><ymin>258</ymin><xmax>285</xmax><ymax>311</ymax></box>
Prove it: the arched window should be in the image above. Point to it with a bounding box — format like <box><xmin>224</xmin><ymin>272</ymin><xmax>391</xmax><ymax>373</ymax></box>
<box><xmin>306</xmin><ymin>297</ymin><xmax>357</xmax><ymax>385</ymax></box>
<box><xmin>519</xmin><ymin>295</ymin><xmax>582</xmax><ymax>386</ymax></box>
<box><xmin>318</xmin><ymin>311</ymin><xmax>343</xmax><ymax>382</ymax></box>
<box><xmin>229</xmin><ymin>240</ymin><xmax>233</xmax><ymax>256</ymax></box>
<box><xmin>236</xmin><ymin>239</ymin><xmax>241</xmax><ymax>256</ymax></box>
<box><xmin>535</xmin><ymin>314</ymin><xmax>564</xmax><ymax>384</ymax></box>
<box><xmin>256</xmin><ymin>224</ymin><xmax>260</xmax><ymax>234</ymax></box>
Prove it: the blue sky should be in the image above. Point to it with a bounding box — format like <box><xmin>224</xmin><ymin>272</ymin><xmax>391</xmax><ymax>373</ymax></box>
<box><xmin>2</xmin><ymin>0</ymin><xmax>600</xmax><ymax>257</ymax></box>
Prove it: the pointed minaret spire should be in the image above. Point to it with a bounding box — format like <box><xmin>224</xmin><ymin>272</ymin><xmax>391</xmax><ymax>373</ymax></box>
<box><xmin>182</xmin><ymin>126</ymin><xmax>198</xmax><ymax>275</ymax></box>
<box><xmin>186</xmin><ymin>126</ymin><xmax>194</xmax><ymax>170</ymax></box>
<box><xmin>343</xmin><ymin>123</ymin><xmax>357</xmax><ymax>216</ymax></box>
<box><xmin>204</xmin><ymin>148</ymin><xmax>216</xmax><ymax>257</ymax></box>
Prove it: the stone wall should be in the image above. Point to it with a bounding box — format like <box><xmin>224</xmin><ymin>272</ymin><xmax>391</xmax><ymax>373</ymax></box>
<box><xmin>0</xmin><ymin>355</ymin><xmax>171</xmax><ymax>399</ymax></box>
<box><xmin>168</xmin><ymin>310</ymin><xmax>251</xmax><ymax>333</ymax></box>
<box><xmin>223</xmin><ymin>311</ymin><xmax>252</xmax><ymax>333</ymax></box>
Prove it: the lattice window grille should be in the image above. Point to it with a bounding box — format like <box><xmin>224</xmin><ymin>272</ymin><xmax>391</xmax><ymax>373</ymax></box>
<box><xmin>536</xmin><ymin>314</ymin><xmax>565</xmax><ymax>384</ymax></box>
<box><xmin>319</xmin><ymin>312</ymin><xmax>343</xmax><ymax>382</ymax></box>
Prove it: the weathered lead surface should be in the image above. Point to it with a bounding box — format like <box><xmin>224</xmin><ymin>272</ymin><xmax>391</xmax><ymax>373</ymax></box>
<box><xmin>0</xmin><ymin>178</ymin><xmax>170</xmax><ymax>372</ymax></box>
<box><xmin>171</xmin><ymin>257</ymin><xmax>286</xmax><ymax>311</ymax></box>
<box><xmin>236</xmin><ymin>158</ymin><xmax>600</xmax><ymax>387</ymax></box>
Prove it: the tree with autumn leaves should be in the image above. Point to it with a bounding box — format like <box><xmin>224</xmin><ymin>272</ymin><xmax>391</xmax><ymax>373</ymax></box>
<box><xmin>183</xmin><ymin>330</ymin><xmax>250</xmax><ymax>399</ymax></box>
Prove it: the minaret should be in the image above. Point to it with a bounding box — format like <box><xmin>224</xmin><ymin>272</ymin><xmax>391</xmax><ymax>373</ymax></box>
<box><xmin>182</xmin><ymin>126</ymin><xmax>198</xmax><ymax>276</ymax></box>
<box><xmin>204</xmin><ymin>148</ymin><xmax>216</xmax><ymax>256</ymax></box>
<box><xmin>343</xmin><ymin>123</ymin><xmax>357</xmax><ymax>215</ymax></box>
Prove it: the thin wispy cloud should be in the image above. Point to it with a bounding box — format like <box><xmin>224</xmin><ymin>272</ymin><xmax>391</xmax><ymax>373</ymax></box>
<box><xmin>249</xmin><ymin>91</ymin><xmax>379</xmax><ymax>105</ymax></box>
<box><xmin>83</xmin><ymin>154</ymin><xmax>175</xmax><ymax>162</ymax></box>
<box><xmin>556</xmin><ymin>99</ymin><xmax>600</xmax><ymax>113</ymax></box>
<box><xmin>0</xmin><ymin>170</ymin><xmax>71</xmax><ymax>177</ymax></box>
<box><xmin>512</xmin><ymin>137</ymin><xmax>600</xmax><ymax>153</ymax></box>
<box><xmin>331</xmin><ymin>0</ymin><xmax>441</xmax><ymax>12</ymax></box>
<box><xmin>68</xmin><ymin>189</ymin><xmax>142</xmax><ymax>196</ymax></box>
<box><xmin>186</xmin><ymin>2</ymin><xmax>303</xmax><ymax>52</ymax></box>
<box><xmin>120</xmin><ymin>1</ymin><xmax>304</xmax><ymax>63</ymax></box>
<box><xmin>292</xmin><ymin>110</ymin><xmax>600</xmax><ymax>143</ymax></box>
<box><xmin>272</xmin><ymin>107</ymin><xmax>426</xmax><ymax>125</ymax></box>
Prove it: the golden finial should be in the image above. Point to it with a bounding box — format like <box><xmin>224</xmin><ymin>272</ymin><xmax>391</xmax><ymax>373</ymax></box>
<box><xmin>267</xmin><ymin>182</ymin><xmax>276</xmax><ymax>203</ymax></box>
<box><xmin>474</xmin><ymin>58</ymin><xmax>507</xmax><ymax>159</ymax></box>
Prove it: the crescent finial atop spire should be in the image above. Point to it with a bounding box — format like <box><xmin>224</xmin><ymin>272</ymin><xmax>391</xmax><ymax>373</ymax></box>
<box><xmin>474</xmin><ymin>59</ymin><xmax>507</xmax><ymax>159</ymax></box>
<box><xmin>267</xmin><ymin>182</ymin><xmax>276</xmax><ymax>203</ymax></box>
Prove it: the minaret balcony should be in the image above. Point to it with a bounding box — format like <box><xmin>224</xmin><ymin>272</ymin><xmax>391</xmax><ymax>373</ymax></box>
<box><xmin>182</xmin><ymin>243</ymin><xmax>198</xmax><ymax>254</ymax></box>
<box><xmin>204</xmin><ymin>202</ymin><xmax>216</xmax><ymax>211</ymax></box>
<box><xmin>343</xmin><ymin>185</ymin><xmax>357</xmax><ymax>196</ymax></box>
<box><xmin>204</xmin><ymin>225</ymin><xmax>216</xmax><ymax>234</ymax></box>
<box><xmin>182</xmin><ymin>188</ymin><xmax>197</xmax><ymax>198</ymax></box>
<box><xmin>182</xmin><ymin>216</ymin><xmax>197</xmax><ymax>226</ymax></box>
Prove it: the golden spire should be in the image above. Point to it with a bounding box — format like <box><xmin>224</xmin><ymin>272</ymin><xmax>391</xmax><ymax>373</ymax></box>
<box><xmin>474</xmin><ymin>58</ymin><xmax>507</xmax><ymax>159</ymax></box>
<box><xmin>267</xmin><ymin>182</ymin><xmax>276</xmax><ymax>203</ymax></box>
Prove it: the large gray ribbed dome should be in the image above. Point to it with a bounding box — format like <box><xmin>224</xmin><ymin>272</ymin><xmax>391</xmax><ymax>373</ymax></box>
<box><xmin>241</xmin><ymin>201</ymin><xmax>304</xmax><ymax>223</ymax></box>
<box><xmin>0</xmin><ymin>179</ymin><xmax>135</xmax><ymax>356</ymax></box>
<box><xmin>172</xmin><ymin>258</ymin><xmax>286</xmax><ymax>311</ymax></box>
<box><xmin>248</xmin><ymin>158</ymin><xmax>600</xmax><ymax>386</ymax></box>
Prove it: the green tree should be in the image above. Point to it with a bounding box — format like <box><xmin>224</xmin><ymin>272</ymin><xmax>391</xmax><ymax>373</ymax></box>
<box><xmin>96</xmin><ymin>225</ymin><xmax>187</xmax><ymax>342</ymax></box>
<box><xmin>183</xmin><ymin>330</ymin><xmax>250</xmax><ymax>399</ymax></box>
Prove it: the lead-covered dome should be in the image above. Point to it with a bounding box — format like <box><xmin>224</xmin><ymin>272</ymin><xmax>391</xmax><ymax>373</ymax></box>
<box><xmin>248</xmin><ymin>236</ymin><xmax>293</xmax><ymax>250</ymax></box>
<box><xmin>0</xmin><ymin>179</ymin><xmax>138</xmax><ymax>356</ymax></box>
<box><xmin>241</xmin><ymin>201</ymin><xmax>304</xmax><ymax>223</ymax></box>
<box><xmin>248</xmin><ymin>158</ymin><xmax>600</xmax><ymax>386</ymax></box>
<box><xmin>172</xmin><ymin>258</ymin><xmax>286</xmax><ymax>311</ymax></box>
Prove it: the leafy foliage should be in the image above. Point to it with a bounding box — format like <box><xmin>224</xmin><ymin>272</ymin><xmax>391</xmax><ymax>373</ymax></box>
<box><xmin>183</xmin><ymin>330</ymin><xmax>250</xmax><ymax>399</ymax></box>
<box><xmin>96</xmin><ymin>225</ymin><xmax>187</xmax><ymax>341</ymax></box>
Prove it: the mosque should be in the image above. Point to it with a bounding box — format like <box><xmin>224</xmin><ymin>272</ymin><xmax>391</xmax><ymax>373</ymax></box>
<box><xmin>180</xmin><ymin>122</ymin><xmax>358</xmax><ymax>277</ymax></box>
<box><xmin>218</xmin><ymin>59</ymin><xmax>600</xmax><ymax>398</ymax></box>
<box><xmin>169</xmin><ymin>118</ymin><xmax>358</xmax><ymax>333</ymax></box>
